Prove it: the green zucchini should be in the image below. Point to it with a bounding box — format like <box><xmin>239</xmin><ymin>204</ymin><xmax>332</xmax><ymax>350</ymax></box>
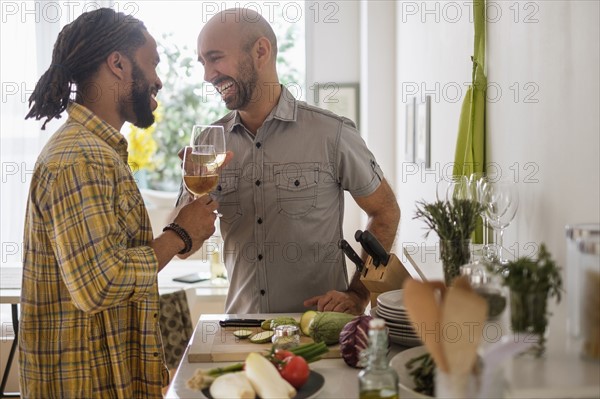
<box><xmin>309</xmin><ymin>311</ymin><xmax>356</xmax><ymax>345</ymax></box>
<box><xmin>249</xmin><ymin>331</ymin><xmax>275</xmax><ymax>344</ymax></box>
<box><xmin>232</xmin><ymin>329</ymin><xmax>253</xmax><ymax>339</ymax></box>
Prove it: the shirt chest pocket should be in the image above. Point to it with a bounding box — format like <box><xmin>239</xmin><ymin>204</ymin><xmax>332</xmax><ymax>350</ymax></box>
<box><xmin>214</xmin><ymin>169</ymin><xmax>242</xmax><ymax>225</ymax></box>
<box><xmin>117</xmin><ymin>190</ymin><xmax>143</xmax><ymax>241</ymax></box>
<box><xmin>274</xmin><ymin>163</ymin><xmax>320</xmax><ymax>218</ymax></box>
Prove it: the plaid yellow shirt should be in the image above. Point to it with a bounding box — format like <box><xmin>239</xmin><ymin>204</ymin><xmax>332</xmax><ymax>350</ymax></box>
<box><xmin>19</xmin><ymin>103</ymin><xmax>168</xmax><ymax>398</ymax></box>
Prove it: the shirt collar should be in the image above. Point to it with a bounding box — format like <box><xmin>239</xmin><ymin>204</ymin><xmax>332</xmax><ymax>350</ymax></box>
<box><xmin>66</xmin><ymin>102</ymin><xmax>129</xmax><ymax>163</ymax></box>
<box><xmin>227</xmin><ymin>85</ymin><xmax>298</xmax><ymax>133</ymax></box>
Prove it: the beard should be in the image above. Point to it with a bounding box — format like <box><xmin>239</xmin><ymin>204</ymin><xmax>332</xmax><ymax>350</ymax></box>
<box><xmin>123</xmin><ymin>60</ymin><xmax>155</xmax><ymax>128</ymax></box>
<box><xmin>223</xmin><ymin>55</ymin><xmax>259</xmax><ymax>110</ymax></box>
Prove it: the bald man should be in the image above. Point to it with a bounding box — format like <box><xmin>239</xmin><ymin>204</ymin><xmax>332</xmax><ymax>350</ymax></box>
<box><xmin>178</xmin><ymin>8</ymin><xmax>400</xmax><ymax>315</ymax></box>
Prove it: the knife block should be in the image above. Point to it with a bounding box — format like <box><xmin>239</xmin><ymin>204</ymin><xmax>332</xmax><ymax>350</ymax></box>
<box><xmin>360</xmin><ymin>253</ymin><xmax>410</xmax><ymax>307</ymax></box>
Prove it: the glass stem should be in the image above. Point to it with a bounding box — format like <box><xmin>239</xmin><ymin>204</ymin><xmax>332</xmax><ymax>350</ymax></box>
<box><xmin>498</xmin><ymin>228</ymin><xmax>505</xmax><ymax>263</ymax></box>
<box><xmin>482</xmin><ymin>217</ymin><xmax>488</xmax><ymax>245</ymax></box>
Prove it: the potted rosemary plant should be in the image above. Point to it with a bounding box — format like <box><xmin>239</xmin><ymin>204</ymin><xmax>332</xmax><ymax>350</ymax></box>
<box><xmin>414</xmin><ymin>198</ymin><xmax>484</xmax><ymax>285</ymax></box>
<box><xmin>499</xmin><ymin>244</ymin><xmax>563</xmax><ymax>356</ymax></box>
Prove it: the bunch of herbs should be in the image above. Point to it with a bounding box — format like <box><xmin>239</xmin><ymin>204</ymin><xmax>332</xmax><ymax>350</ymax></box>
<box><xmin>499</xmin><ymin>244</ymin><xmax>563</xmax><ymax>356</ymax></box>
<box><xmin>414</xmin><ymin>198</ymin><xmax>484</xmax><ymax>284</ymax></box>
<box><xmin>414</xmin><ymin>198</ymin><xmax>484</xmax><ymax>241</ymax></box>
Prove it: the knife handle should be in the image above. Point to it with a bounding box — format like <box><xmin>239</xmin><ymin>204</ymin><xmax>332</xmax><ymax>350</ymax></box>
<box><xmin>362</xmin><ymin>230</ymin><xmax>390</xmax><ymax>266</ymax></box>
<box><xmin>355</xmin><ymin>230</ymin><xmax>381</xmax><ymax>266</ymax></box>
<box><xmin>340</xmin><ymin>239</ymin><xmax>365</xmax><ymax>272</ymax></box>
<box><xmin>219</xmin><ymin>319</ymin><xmax>264</xmax><ymax>327</ymax></box>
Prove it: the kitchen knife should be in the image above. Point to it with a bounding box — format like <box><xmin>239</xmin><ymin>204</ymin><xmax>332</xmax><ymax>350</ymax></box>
<box><xmin>339</xmin><ymin>239</ymin><xmax>365</xmax><ymax>273</ymax></box>
<box><xmin>361</xmin><ymin>230</ymin><xmax>391</xmax><ymax>266</ymax></box>
<box><xmin>219</xmin><ymin>319</ymin><xmax>265</xmax><ymax>327</ymax></box>
<box><xmin>355</xmin><ymin>230</ymin><xmax>382</xmax><ymax>266</ymax></box>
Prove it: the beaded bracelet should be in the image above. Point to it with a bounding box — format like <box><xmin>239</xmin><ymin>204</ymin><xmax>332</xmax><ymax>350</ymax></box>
<box><xmin>163</xmin><ymin>223</ymin><xmax>193</xmax><ymax>254</ymax></box>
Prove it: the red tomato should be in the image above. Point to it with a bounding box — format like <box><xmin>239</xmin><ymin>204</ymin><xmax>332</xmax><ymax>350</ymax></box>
<box><xmin>279</xmin><ymin>355</ymin><xmax>310</xmax><ymax>389</ymax></box>
<box><xmin>274</xmin><ymin>349</ymin><xmax>295</xmax><ymax>362</ymax></box>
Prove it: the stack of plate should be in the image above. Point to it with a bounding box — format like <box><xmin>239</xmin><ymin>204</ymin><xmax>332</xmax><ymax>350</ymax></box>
<box><xmin>371</xmin><ymin>289</ymin><xmax>422</xmax><ymax>347</ymax></box>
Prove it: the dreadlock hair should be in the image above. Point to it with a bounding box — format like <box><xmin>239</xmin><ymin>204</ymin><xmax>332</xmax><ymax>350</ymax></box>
<box><xmin>25</xmin><ymin>8</ymin><xmax>147</xmax><ymax>129</ymax></box>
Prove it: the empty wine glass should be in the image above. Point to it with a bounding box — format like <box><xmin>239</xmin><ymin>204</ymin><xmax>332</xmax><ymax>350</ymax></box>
<box><xmin>191</xmin><ymin>125</ymin><xmax>226</xmax><ymax>167</ymax></box>
<box><xmin>469</xmin><ymin>172</ymin><xmax>491</xmax><ymax>260</ymax></box>
<box><xmin>436</xmin><ymin>175</ymin><xmax>472</xmax><ymax>202</ymax></box>
<box><xmin>483</xmin><ymin>180</ymin><xmax>519</xmax><ymax>264</ymax></box>
<box><xmin>181</xmin><ymin>145</ymin><xmax>219</xmax><ymax>198</ymax></box>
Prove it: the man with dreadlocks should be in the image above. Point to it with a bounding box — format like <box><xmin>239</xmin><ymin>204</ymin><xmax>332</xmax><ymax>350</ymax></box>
<box><xmin>20</xmin><ymin>8</ymin><xmax>219</xmax><ymax>398</ymax></box>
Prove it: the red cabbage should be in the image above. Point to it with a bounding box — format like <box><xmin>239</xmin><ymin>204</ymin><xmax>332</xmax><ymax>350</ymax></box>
<box><xmin>339</xmin><ymin>315</ymin><xmax>373</xmax><ymax>368</ymax></box>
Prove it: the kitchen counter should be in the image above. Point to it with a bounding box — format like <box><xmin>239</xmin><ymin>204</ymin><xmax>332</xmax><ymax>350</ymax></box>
<box><xmin>166</xmin><ymin>246</ymin><xmax>600</xmax><ymax>398</ymax></box>
<box><xmin>165</xmin><ymin>313</ymin><xmax>406</xmax><ymax>399</ymax></box>
<box><xmin>402</xmin><ymin>244</ymin><xmax>600</xmax><ymax>398</ymax></box>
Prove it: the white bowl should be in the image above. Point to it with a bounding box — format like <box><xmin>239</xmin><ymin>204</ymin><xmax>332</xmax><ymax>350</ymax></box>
<box><xmin>390</xmin><ymin>346</ymin><xmax>432</xmax><ymax>399</ymax></box>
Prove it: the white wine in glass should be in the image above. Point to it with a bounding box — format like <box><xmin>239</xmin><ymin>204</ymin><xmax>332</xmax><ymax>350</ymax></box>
<box><xmin>182</xmin><ymin>145</ymin><xmax>219</xmax><ymax>197</ymax></box>
<box><xmin>191</xmin><ymin>125</ymin><xmax>226</xmax><ymax>167</ymax></box>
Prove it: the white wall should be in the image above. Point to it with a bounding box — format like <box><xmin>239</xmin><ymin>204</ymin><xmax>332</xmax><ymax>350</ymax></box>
<box><xmin>394</xmin><ymin>0</ymin><xmax>474</xmax><ymax>250</ymax></box>
<box><xmin>306</xmin><ymin>0</ymin><xmax>599</xmax><ymax>269</ymax></box>
<box><xmin>305</xmin><ymin>1</ymin><xmax>364</xmax><ymax>254</ymax></box>
<box><xmin>393</xmin><ymin>0</ymin><xmax>600</xmax><ymax>269</ymax></box>
<box><xmin>486</xmin><ymin>0</ymin><xmax>600</xmax><ymax>263</ymax></box>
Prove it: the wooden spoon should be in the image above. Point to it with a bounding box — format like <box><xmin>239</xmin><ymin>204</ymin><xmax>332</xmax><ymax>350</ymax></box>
<box><xmin>403</xmin><ymin>278</ymin><xmax>449</xmax><ymax>372</ymax></box>
<box><xmin>452</xmin><ymin>275</ymin><xmax>472</xmax><ymax>292</ymax></box>
<box><xmin>441</xmin><ymin>286</ymin><xmax>488</xmax><ymax>375</ymax></box>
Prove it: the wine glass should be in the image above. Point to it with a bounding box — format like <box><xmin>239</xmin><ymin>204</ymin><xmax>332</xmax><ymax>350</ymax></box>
<box><xmin>191</xmin><ymin>125</ymin><xmax>226</xmax><ymax>167</ymax></box>
<box><xmin>181</xmin><ymin>145</ymin><xmax>219</xmax><ymax>198</ymax></box>
<box><xmin>436</xmin><ymin>175</ymin><xmax>472</xmax><ymax>202</ymax></box>
<box><xmin>483</xmin><ymin>180</ymin><xmax>519</xmax><ymax>264</ymax></box>
<box><xmin>469</xmin><ymin>172</ymin><xmax>491</xmax><ymax>260</ymax></box>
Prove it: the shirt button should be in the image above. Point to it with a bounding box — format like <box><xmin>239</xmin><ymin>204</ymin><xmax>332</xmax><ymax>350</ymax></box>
<box><xmin>153</xmin><ymin>352</ymin><xmax>159</xmax><ymax>357</ymax></box>
<box><xmin>153</xmin><ymin>313</ymin><xmax>158</xmax><ymax>318</ymax></box>
<box><xmin>255</xmin><ymin>180</ymin><xmax>261</xmax><ymax>186</ymax></box>
<box><xmin>217</xmin><ymin>185</ymin><xmax>222</xmax><ymax>191</ymax></box>
<box><xmin>260</xmin><ymin>289</ymin><xmax>266</xmax><ymax>296</ymax></box>
<box><xmin>256</xmin><ymin>142</ymin><xmax>262</xmax><ymax>149</ymax></box>
<box><xmin>257</xmin><ymin>218</ymin><xmax>263</xmax><ymax>224</ymax></box>
<box><xmin>294</xmin><ymin>180</ymin><xmax>300</xmax><ymax>186</ymax></box>
<box><xmin>258</xmin><ymin>254</ymin><xmax>263</xmax><ymax>261</ymax></box>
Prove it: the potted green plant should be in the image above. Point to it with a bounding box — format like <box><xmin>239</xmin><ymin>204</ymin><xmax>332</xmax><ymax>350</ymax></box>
<box><xmin>414</xmin><ymin>198</ymin><xmax>484</xmax><ymax>285</ymax></box>
<box><xmin>499</xmin><ymin>244</ymin><xmax>563</xmax><ymax>356</ymax></box>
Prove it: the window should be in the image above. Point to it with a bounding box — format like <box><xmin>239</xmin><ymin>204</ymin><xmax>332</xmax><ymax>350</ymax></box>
<box><xmin>0</xmin><ymin>1</ymin><xmax>306</xmax><ymax>267</ymax></box>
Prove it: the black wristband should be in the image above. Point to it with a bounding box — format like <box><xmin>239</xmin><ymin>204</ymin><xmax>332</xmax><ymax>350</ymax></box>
<box><xmin>163</xmin><ymin>223</ymin><xmax>193</xmax><ymax>255</ymax></box>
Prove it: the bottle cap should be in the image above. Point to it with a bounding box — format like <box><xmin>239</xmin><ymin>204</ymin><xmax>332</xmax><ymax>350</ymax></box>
<box><xmin>369</xmin><ymin>318</ymin><xmax>386</xmax><ymax>329</ymax></box>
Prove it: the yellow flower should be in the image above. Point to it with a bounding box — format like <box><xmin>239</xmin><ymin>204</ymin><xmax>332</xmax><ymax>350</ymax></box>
<box><xmin>126</xmin><ymin>104</ymin><xmax>162</xmax><ymax>171</ymax></box>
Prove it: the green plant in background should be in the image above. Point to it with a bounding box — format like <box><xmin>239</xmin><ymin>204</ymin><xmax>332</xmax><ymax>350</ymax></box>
<box><xmin>500</xmin><ymin>244</ymin><xmax>563</xmax><ymax>356</ymax></box>
<box><xmin>127</xmin><ymin>23</ymin><xmax>302</xmax><ymax>191</ymax></box>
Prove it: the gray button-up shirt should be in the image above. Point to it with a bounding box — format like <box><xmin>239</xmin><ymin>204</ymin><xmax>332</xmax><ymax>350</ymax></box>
<box><xmin>183</xmin><ymin>86</ymin><xmax>384</xmax><ymax>313</ymax></box>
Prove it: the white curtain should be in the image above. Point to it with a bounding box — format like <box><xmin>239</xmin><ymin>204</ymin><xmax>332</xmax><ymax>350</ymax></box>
<box><xmin>0</xmin><ymin>1</ymin><xmax>113</xmax><ymax>268</ymax></box>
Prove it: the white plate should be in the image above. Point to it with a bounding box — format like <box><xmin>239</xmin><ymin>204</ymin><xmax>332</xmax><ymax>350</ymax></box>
<box><xmin>372</xmin><ymin>307</ymin><xmax>418</xmax><ymax>337</ymax></box>
<box><xmin>387</xmin><ymin>326</ymin><xmax>419</xmax><ymax>338</ymax></box>
<box><xmin>389</xmin><ymin>346</ymin><xmax>433</xmax><ymax>398</ymax></box>
<box><xmin>377</xmin><ymin>289</ymin><xmax>405</xmax><ymax>310</ymax></box>
<box><xmin>377</xmin><ymin>300</ymin><xmax>408</xmax><ymax>311</ymax></box>
<box><xmin>388</xmin><ymin>333</ymin><xmax>422</xmax><ymax>347</ymax></box>
<box><xmin>375</xmin><ymin>306</ymin><xmax>409</xmax><ymax>321</ymax></box>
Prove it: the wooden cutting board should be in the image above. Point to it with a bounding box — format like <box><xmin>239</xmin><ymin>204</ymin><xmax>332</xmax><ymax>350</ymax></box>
<box><xmin>187</xmin><ymin>319</ymin><xmax>342</xmax><ymax>362</ymax></box>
